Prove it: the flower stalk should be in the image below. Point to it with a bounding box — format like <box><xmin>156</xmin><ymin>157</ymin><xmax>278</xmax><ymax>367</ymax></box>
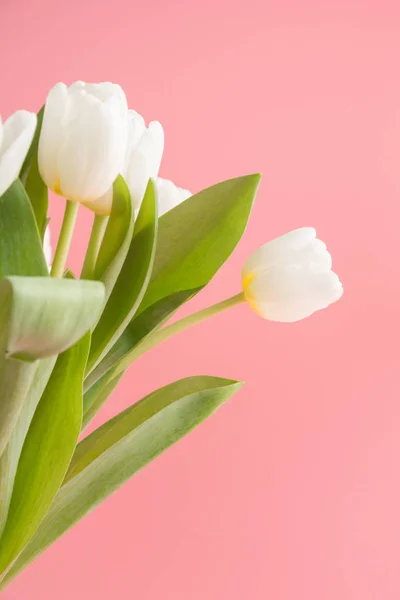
<box><xmin>50</xmin><ymin>200</ymin><xmax>79</xmax><ymax>278</ymax></box>
<box><xmin>81</xmin><ymin>214</ymin><xmax>108</xmax><ymax>280</ymax></box>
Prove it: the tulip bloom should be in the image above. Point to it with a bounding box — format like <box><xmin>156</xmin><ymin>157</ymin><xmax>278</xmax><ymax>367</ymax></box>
<box><xmin>155</xmin><ymin>177</ymin><xmax>191</xmax><ymax>216</ymax></box>
<box><xmin>38</xmin><ymin>81</ymin><xmax>128</xmax><ymax>206</ymax></box>
<box><xmin>0</xmin><ymin>110</ymin><xmax>37</xmax><ymax>197</ymax></box>
<box><xmin>89</xmin><ymin>110</ymin><xmax>164</xmax><ymax>215</ymax></box>
<box><xmin>242</xmin><ymin>228</ymin><xmax>343</xmax><ymax>322</ymax></box>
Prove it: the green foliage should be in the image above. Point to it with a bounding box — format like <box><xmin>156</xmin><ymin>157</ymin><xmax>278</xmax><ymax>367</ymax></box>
<box><xmin>94</xmin><ymin>175</ymin><xmax>135</xmax><ymax>300</ymax></box>
<box><xmin>0</xmin><ymin>333</ymin><xmax>90</xmax><ymax>579</ymax></box>
<box><xmin>0</xmin><ymin>180</ymin><xmax>48</xmax><ymax>279</ymax></box>
<box><xmin>0</xmin><ymin>170</ymin><xmax>260</xmax><ymax>590</ymax></box>
<box><xmin>21</xmin><ymin>108</ymin><xmax>48</xmax><ymax>239</ymax></box>
<box><xmin>85</xmin><ymin>174</ymin><xmax>260</xmax><ymax>421</ymax></box>
<box><xmin>86</xmin><ymin>179</ymin><xmax>158</xmax><ymax>373</ymax></box>
<box><xmin>1</xmin><ymin>377</ymin><xmax>242</xmax><ymax>587</ymax></box>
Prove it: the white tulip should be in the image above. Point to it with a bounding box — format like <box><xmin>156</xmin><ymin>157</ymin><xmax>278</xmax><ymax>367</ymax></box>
<box><xmin>124</xmin><ymin>110</ymin><xmax>164</xmax><ymax>212</ymax></box>
<box><xmin>0</xmin><ymin>110</ymin><xmax>37</xmax><ymax>197</ymax></box>
<box><xmin>155</xmin><ymin>177</ymin><xmax>191</xmax><ymax>216</ymax></box>
<box><xmin>88</xmin><ymin>109</ymin><xmax>164</xmax><ymax>215</ymax></box>
<box><xmin>38</xmin><ymin>81</ymin><xmax>128</xmax><ymax>207</ymax></box>
<box><xmin>242</xmin><ymin>228</ymin><xmax>343</xmax><ymax>322</ymax></box>
<box><xmin>43</xmin><ymin>225</ymin><xmax>52</xmax><ymax>270</ymax></box>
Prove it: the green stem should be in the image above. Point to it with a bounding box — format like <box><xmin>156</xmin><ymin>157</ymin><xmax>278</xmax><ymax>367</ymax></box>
<box><xmin>50</xmin><ymin>200</ymin><xmax>79</xmax><ymax>278</ymax></box>
<box><xmin>113</xmin><ymin>292</ymin><xmax>246</xmax><ymax>379</ymax></box>
<box><xmin>80</xmin><ymin>214</ymin><xmax>108</xmax><ymax>280</ymax></box>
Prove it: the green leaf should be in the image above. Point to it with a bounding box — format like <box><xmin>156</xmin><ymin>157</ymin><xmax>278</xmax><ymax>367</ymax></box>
<box><xmin>0</xmin><ymin>277</ymin><xmax>104</xmax><ymax>456</ymax></box>
<box><xmin>86</xmin><ymin>179</ymin><xmax>158</xmax><ymax>374</ymax></box>
<box><xmin>22</xmin><ymin>108</ymin><xmax>48</xmax><ymax>239</ymax></box>
<box><xmin>141</xmin><ymin>174</ymin><xmax>260</xmax><ymax>311</ymax></box>
<box><xmin>85</xmin><ymin>174</ymin><xmax>259</xmax><ymax>399</ymax></box>
<box><xmin>20</xmin><ymin>107</ymin><xmax>43</xmax><ymax>184</ymax></box>
<box><xmin>0</xmin><ymin>333</ymin><xmax>90</xmax><ymax>579</ymax></box>
<box><xmin>94</xmin><ymin>175</ymin><xmax>135</xmax><ymax>300</ymax></box>
<box><xmin>0</xmin><ymin>360</ymin><xmax>36</xmax><ymax>460</ymax></box>
<box><xmin>1</xmin><ymin>376</ymin><xmax>242</xmax><ymax>587</ymax></box>
<box><xmin>84</xmin><ymin>288</ymin><xmax>199</xmax><ymax>395</ymax></box>
<box><xmin>0</xmin><ymin>277</ymin><xmax>105</xmax><ymax>361</ymax></box>
<box><xmin>0</xmin><ymin>180</ymin><xmax>48</xmax><ymax>279</ymax></box>
<box><xmin>0</xmin><ymin>358</ymin><xmax>56</xmax><ymax>536</ymax></box>
<box><xmin>82</xmin><ymin>370</ymin><xmax>124</xmax><ymax>430</ymax></box>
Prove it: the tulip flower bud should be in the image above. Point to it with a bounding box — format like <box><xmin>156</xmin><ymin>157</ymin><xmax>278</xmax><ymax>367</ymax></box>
<box><xmin>38</xmin><ymin>81</ymin><xmax>128</xmax><ymax>206</ymax></box>
<box><xmin>123</xmin><ymin>110</ymin><xmax>164</xmax><ymax>212</ymax></box>
<box><xmin>242</xmin><ymin>228</ymin><xmax>343</xmax><ymax>322</ymax></box>
<box><xmin>88</xmin><ymin>109</ymin><xmax>164</xmax><ymax>216</ymax></box>
<box><xmin>0</xmin><ymin>110</ymin><xmax>37</xmax><ymax>197</ymax></box>
<box><xmin>155</xmin><ymin>177</ymin><xmax>191</xmax><ymax>216</ymax></box>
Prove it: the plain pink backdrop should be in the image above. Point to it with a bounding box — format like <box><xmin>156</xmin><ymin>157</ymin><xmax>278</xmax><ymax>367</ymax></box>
<box><xmin>1</xmin><ymin>0</ymin><xmax>399</xmax><ymax>598</ymax></box>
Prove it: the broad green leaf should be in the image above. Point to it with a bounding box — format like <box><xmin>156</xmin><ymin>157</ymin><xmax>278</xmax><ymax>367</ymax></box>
<box><xmin>0</xmin><ymin>358</ymin><xmax>56</xmax><ymax>536</ymax></box>
<box><xmin>86</xmin><ymin>179</ymin><xmax>157</xmax><ymax>374</ymax></box>
<box><xmin>0</xmin><ymin>333</ymin><xmax>90</xmax><ymax>579</ymax></box>
<box><xmin>0</xmin><ymin>277</ymin><xmax>105</xmax><ymax>361</ymax></box>
<box><xmin>0</xmin><ymin>277</ymin><xmax>104</xmax><ymax>456</ymax></box>
<box><xmin>0</xmin><ymin>180</ymin><xmax>48</xmax><ymax>279</ymax></box>
<box><xmin>0</xmin><ymin>359</ymin><xmax>36</xmax><ymax>460</ymax></box>
<box><xmin>85</xmin><ymin>175</ymin><xmax>260</xmax><ymax>394</ymax></box>
<box><xmin>94</xmin><ymin>175</ymin><xmax>134</xmax><ymax>300</ymax></box>
<box><xmin>22</xmin><ymin>108</ymin><xmax>48</xmax><ymax>239</ymax></box>
<box><xmin>84</xmin><ymin>288</ymin><xmax>199</xmax><ymax>395</ymax></box>
<box><xmin>0</xmin><ymin>179</ymin><xmax>52</xmax><ymax>458</ymax></box>
<box><xmin>141</xmin><ymin>174</ymin><xmax>260</xmax><ymax>311</ymax></box>
<box><xmin>82</xmin><ymin>370</ymin><xmax>124</xmax><ymax>430</ymax></box>
<box><xmin>1</xmin><ymin>376</ymin><xmax>242</xmax><ymax>586</ymax></box>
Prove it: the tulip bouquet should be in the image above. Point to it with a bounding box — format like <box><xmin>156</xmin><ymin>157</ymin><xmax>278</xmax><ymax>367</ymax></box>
<box><xmin>0</xmin><ymin>81</ymin><xmax>342</xmax><ymax>589</ymax></box>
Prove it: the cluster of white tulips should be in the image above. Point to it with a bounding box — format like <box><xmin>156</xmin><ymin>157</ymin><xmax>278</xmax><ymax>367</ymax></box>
<box><xmin>1</xmin><ymin>80</ymin><xmax>342</xmax><ymax>322</ymax></box>
<box><xmin>0</xmin><ymin>81</ymin><xmax>342</xmax><ymax>591</ymax></box>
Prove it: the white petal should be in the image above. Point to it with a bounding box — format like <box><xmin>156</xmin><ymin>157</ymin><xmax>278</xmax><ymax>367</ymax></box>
<box><xmin>38</xmin><ymin>83</ymin><xmax>69</xmax><ymax>191</ymax></box>
<box><xmin>70</xmin><ymin>81</ymin><xmax>128</xmax><ymax>110</ymax></box>
<box><xmin>125</xmin><ymin>120</ymin><xmax>164</xmax><ymax>211</ymax></box>
<box><xmin>0</xmin><ymin>116</ymin><xmax>3</xmax><ymax>150</ymax></box>
<box><xmin>245</xmin><ymin>263</ymin><xmax>343</xmax><ymax>322</ymax></box>
<box><xmin>82</xmin><ymin>186</ymin><xmax>113</xmax><ymax>215</ymax></box>
<box><xmin>156</xmin><ymin>177</ymin><xmax>191</xmax><ymax>216</ymax></box>
<box><xmin>0</xmin><ymin>110</ymin><xmax>37</xmax><ymax>197</ymax></box>
<box><xmin>124</xmin><ymin>110</ymin><xmax>146</xmax><ymax>157</ymax></box>
<box><xmin>58</xmin><ymin>90</ymin><xmax>128</xmax><ymax>201</ymax></box>
<box><xmin>243</xmin><ymin>227</ymin><xmax>316</xmax><ymax>281</ymax></box>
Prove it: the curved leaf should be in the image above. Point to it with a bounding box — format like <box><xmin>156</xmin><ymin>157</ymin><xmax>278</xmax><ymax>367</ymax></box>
<box><xmin>20</xmin><ymin>107</ymin><xmax>43</xmax><ymax>184</ymax></box>
<box><xmin>0</xmin><ymin>277</ymin><xmax>104</xmax><ymax>456</ymax></box>
<box><xmin>141</xmin><ymin>174</ymin><xmax>260</xmax><ymax>311</ymax></box>
<box><xmin>0</xmin><ymin>360</ymin><xmax>35</xmax><ymax>460</ymax></box>
<box><xmin>0</xmin><ymin>180</ymin><xmax>48</xmax><ymax>279</ymax></box>
<box><xmin>82</xmin><ymin>370</ymin><xmax>124</xmax><ymax>430</ymax></box>
<box><xmin>86</xmin><ymin>179</ymin><xmax>158</xmax><ymax>374</ymax></box>
<box><xmin>1</xmin><ymin>376</ymin><xmax>242</xmax><ymax>586</ymax></box>
<box><xmin>21</xmin><ymin>107</ymin><xmax>48</xmax><ymax>239</ymax></box>
<box><xmin>0</xmin><ymin>277</ymin><xmax>105</xmax><ymax>361</ymax></box>
<box><xmin>85</xmin><ymin>174</ymin><xmax>260</xmax><ymax>396</ymax></box>
<box><xmin>94</xmin><ymin>175</ymin><xmax>134</xmax><ymax>300</ymax></box>
<box><xmin>0</xmin><ymin>333</ymin><xmax>90</xmax><ymax>579</ymax></box>
<box><xmin>0</xmin><ymin>358</ymin><xmax>56</xmax><ymax>536</ymax></box>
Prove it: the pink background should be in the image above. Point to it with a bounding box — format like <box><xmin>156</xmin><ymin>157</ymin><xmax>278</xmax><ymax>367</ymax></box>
<box><xmin>1</xmin><ymin>0</ymin><xmax>400</xmax><ymax>598</ymax></box>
